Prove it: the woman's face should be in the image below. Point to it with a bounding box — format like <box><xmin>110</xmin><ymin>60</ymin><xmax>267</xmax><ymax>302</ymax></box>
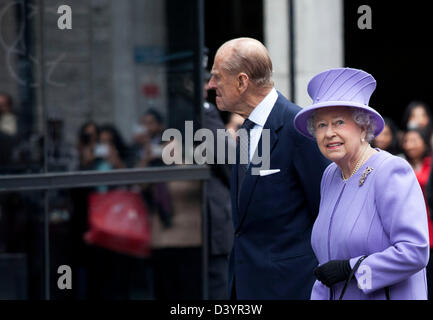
<box><xmin>374</xmin><ymin>125</ymin><xmax>392</xmax><ymax>150</ymax></box>
<box><xmin>408</xmin><ymin>106</ymin><xmax>430</xmax><ymax>129</ymax></box>
<box><xmin>99</xmin><ymin>131</ymin><xmax>113</xmax><ymax>146</ymax></box>
<box><xmin>314</xmin><ymin>107</ymin><xmax>365</xmax><ymax>167</ymax></box>
<box><xmin>403</xmin><ymin>131</ymin><xmax>426</xmax><ymax>161</ymax></box>
<box><xmin>84</xmin><ymin>124</ymin><xmax>98</xmax><ymax>145</ymax></box>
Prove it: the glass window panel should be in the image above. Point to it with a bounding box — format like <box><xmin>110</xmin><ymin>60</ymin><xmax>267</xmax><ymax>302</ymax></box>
<box><xmin>47</xmin><ymin>180</ymin><xmax>202</xmax><ymax>300</ymax></box>
<box><xmin>0</xmin><ymin>0</ymin><xmax>44</xmax><ymax>174</ymax></box>
<box><xmin>0</xmin><ymin>0</ymin><xmax>205</xmax><ymax>301</ymax></box>
<box><xmin>0</xmin><ymin>190</ymin><xmax>45</xmax><ymax>299</ymax></box>
<box><xmin>40</xmin><ymin>0</ymin><xmax>202</xmax><ymax>173</ymax></box>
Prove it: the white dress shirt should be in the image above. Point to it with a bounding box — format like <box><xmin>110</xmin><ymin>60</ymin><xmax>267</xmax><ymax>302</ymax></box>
<box><xmin>247</xmin><ymin>88</ymin><xmax>278</xmax><ymax>162</ymax></box>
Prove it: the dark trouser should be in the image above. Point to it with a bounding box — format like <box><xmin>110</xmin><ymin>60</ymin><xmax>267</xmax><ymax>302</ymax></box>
<box><xmin>152</xmin><ymin>247</ymin><xmax>202</xmax><ymax>300</ymax></box>
<box><xmin>230</xmin><ymin>280</ymin><xmax>237</xmax><ymax>300</ymax></box>
<box><xmin>208</xmin><ymin>254</ymin><xmax>230</xmax><ymax>299</ymax></box>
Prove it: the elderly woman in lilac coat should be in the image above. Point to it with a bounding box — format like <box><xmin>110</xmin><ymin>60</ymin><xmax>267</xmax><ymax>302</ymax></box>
<box><xmin>294</xmin><ymin>68</ymin><xmax>430</xmax><ymax>300</ymax></box>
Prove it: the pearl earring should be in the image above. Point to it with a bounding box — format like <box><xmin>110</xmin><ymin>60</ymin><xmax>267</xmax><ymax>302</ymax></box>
<box><xmin>361</xmin><ymin>138</ymin><xmax>365</xmax><ymax>143</ymax></box>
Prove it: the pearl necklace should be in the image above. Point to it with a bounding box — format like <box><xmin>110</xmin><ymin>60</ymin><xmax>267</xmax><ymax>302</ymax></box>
<box><xmin>342</xmin><ymin>144</ymin><xmax>370</xmax><ymax>182</ymax></box>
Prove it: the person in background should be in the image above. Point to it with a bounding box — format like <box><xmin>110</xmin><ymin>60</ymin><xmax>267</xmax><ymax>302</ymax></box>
<box><xmin>132</xmin><ymin>109</ymin><xmax>174</xmax><ymax>229</ymax></box>
<box><xmin>202</xmin><ymin>69</ymin><xmax>235</xmax><ymax>299</ymax></box>
<box><xmin>403</xmin><ymin>101</ymin><xmax>432</xmax><ymax>133</ymax></box>
<box><xmin>97</xmin><ymin>124</ymin><xmax>128</xmax><ymax>170</ymax></box>
<box><xmin>373</xmin><ymin>117</ymin><xmax>403</xmax><ymax>156</ymax></box>
<box><xmin>403</xmin><ymin>128</ymin><xmax>432</xmax><ymax>177</ymax></box>
<box><xmin>76</xmin><ymin>121</ymin><xmax>99</xmax><ymax>170</ymax></box>
<box><xmin>70</xmin><ymin>121</ymin><xmax>100</xmax><ymax>298</ymax></box>
<box><xmin>133</xmin><ymin>109</ymin><xmax>166</xmax><ymax>168</ymax></box>
<box><xmin>400</xmin><ymin>101</ymin><xmax>433</xmax><ymax>151</ymax></box>
<box><xmin>402</xmin><ymin>128</ymin><xmax>433</xmax><ymax>299</ymax></box>
<box><xmin>0</xmin><ymin>93</ymin><xmax>18</xmax><ymax>167</ymax></box>
<box><xmin>294</xmin><ymin>67</ymin><xmax>429</xmax><ymax>300</ymax></box>
<box><xmin>0</xmin><ymin>93</ymin><xmax>17</xmax><ymax>136</ymax></box>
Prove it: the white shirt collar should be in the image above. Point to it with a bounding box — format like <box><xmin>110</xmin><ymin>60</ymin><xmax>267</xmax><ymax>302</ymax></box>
<box><xmin>248</xmin><ymin>88</ymin><xmax>278</xmax><ymax>127</ymax></box>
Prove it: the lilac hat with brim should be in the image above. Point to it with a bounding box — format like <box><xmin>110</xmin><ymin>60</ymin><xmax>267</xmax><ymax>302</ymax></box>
<box><xmin>293</xmin><ymin>68</ymin><xmax>385</xmax><ymax>140</ymax></box>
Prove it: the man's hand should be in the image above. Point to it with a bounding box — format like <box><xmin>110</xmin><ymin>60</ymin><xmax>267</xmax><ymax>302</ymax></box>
<box><xmin>313</xmin><ymin>260</ymin><xmax>352</xmax><ymax>287</ymax></box>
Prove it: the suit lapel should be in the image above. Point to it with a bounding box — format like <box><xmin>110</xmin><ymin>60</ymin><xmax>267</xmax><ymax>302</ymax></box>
<box><xmin>235</xmin><ymin>93</ymin><xmax>286</xmax><ymax>231</ymax></box>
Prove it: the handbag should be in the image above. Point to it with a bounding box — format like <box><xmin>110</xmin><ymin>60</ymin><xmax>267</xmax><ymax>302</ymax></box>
<box><xmin>84</xmin><ymin>189</ymin><xmax>151</xmax><ymax>258</ymax></box>
<box><xmin>339</xmin><ymin>255</ymin><xmax>390</xmax><ymax>300</ymax></box>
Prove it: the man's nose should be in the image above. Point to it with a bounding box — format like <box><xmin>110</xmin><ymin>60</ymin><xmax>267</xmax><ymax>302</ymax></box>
<box><xmin>208</xmin><ymin>77</ymin><xmax>216</xmax><ymax>89</ymax></box>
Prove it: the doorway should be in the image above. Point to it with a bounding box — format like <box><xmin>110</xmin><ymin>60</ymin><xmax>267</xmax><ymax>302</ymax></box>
<box><xmin>344</xmin><ymin>1</ymin><xmax>433</xmax><ymax>129</ymax></box>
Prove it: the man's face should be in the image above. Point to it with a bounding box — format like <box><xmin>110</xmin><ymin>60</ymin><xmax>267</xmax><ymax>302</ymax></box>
<box><xmin>208</xmin><ymin>50</ymin><xmax>241</xmax><ymax>112</ymax></box>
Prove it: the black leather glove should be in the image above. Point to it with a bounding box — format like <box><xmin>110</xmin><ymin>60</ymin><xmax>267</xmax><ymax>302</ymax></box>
<box><xmin>314</xmin><ymin>260</ymin><xmax>352</xmax><ymax>287</ymax></box>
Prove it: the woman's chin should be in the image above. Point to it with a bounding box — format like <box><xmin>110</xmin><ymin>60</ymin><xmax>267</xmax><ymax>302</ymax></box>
<box><xmin>324</xmin><ymin>151</ymin><xmax>345</xmax><ymax>163</ymax></box>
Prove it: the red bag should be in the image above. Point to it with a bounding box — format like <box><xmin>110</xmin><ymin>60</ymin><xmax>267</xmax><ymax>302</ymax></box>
<box><xmin>84</xmin><ymin>190</ymin><xmax>151</xmax><ymax>258</ymax></box>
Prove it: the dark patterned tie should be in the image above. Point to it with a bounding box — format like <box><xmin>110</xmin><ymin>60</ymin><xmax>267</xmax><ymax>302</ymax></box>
<box><xmin>237</xmin><ymin>118</ymin><xmax>256</xmax><ymax>203</ymax></box>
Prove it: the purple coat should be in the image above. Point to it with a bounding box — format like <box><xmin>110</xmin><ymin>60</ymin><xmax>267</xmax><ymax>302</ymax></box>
<box><xmin>311</xmin><ymin>149</ymin><xmax>430</xmax><ymax>300</ymax></box>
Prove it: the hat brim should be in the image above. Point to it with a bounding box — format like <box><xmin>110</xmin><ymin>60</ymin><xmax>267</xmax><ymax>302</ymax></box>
<box><xmin>293</xmin><ymin>101</ymin><xmax>385</xmax><ymax>140</ymax></box>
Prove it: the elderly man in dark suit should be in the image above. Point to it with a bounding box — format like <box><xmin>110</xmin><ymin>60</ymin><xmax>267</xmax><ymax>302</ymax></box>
<box><xmin>208</xmin><ymin>38</ymin><xmax>330</xmax><ymax>299</ymax></box>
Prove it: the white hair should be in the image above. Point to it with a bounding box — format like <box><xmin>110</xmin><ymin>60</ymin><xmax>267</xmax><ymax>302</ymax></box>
<box><xmin>306</xmin><ymin>108</ymin><xmax>376</xmax><ymax>142</ymax></box>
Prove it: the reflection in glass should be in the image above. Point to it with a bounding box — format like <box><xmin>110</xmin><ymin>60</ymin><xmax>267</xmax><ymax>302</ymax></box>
<box><xmin>63</xmin><ymin>179</ymin><xmax>201</xmax><ymax>300</ymax></box>
<box><xmin>40</xmin><ymin>0</ymin><xmax>199</xmax><ymax>172</ymax></box>
<box><xmin>151</xmin><ymin>180</ymin><xmax>202</xmax><ymax>300</ymax></box>
<box><xmin>0</xmin><ymin>0</ymin><xmax>204</xmax><ymax>301</ymax></box>
<box><xmin>0</xmin><ymin>1</ymin><xmax>43</xmax><ymax>174</ymax></box>
<box><xmin>0</xmin><ymin>191</ymin><xmax>45</xmax><ymax>299</ymax></box>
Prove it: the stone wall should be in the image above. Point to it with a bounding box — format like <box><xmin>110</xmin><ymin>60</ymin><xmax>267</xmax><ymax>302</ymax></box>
<box><xmin>0</xmin><ymin>0</ymin><xmax>169</xmax><ymax>151</ymax></box>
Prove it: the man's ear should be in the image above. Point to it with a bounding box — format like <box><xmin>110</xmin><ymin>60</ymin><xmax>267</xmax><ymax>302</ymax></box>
<box><xmin>237</xmin><ymin>73</ymin><xmax>249</xmax><ymax>93</ymax></box>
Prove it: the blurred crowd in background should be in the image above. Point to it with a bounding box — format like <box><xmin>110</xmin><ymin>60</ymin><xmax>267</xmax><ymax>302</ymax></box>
<box><xmin>372</xmin><ymin>101</ymin><xmax>433</xmax><ymax>298</ymax></box>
